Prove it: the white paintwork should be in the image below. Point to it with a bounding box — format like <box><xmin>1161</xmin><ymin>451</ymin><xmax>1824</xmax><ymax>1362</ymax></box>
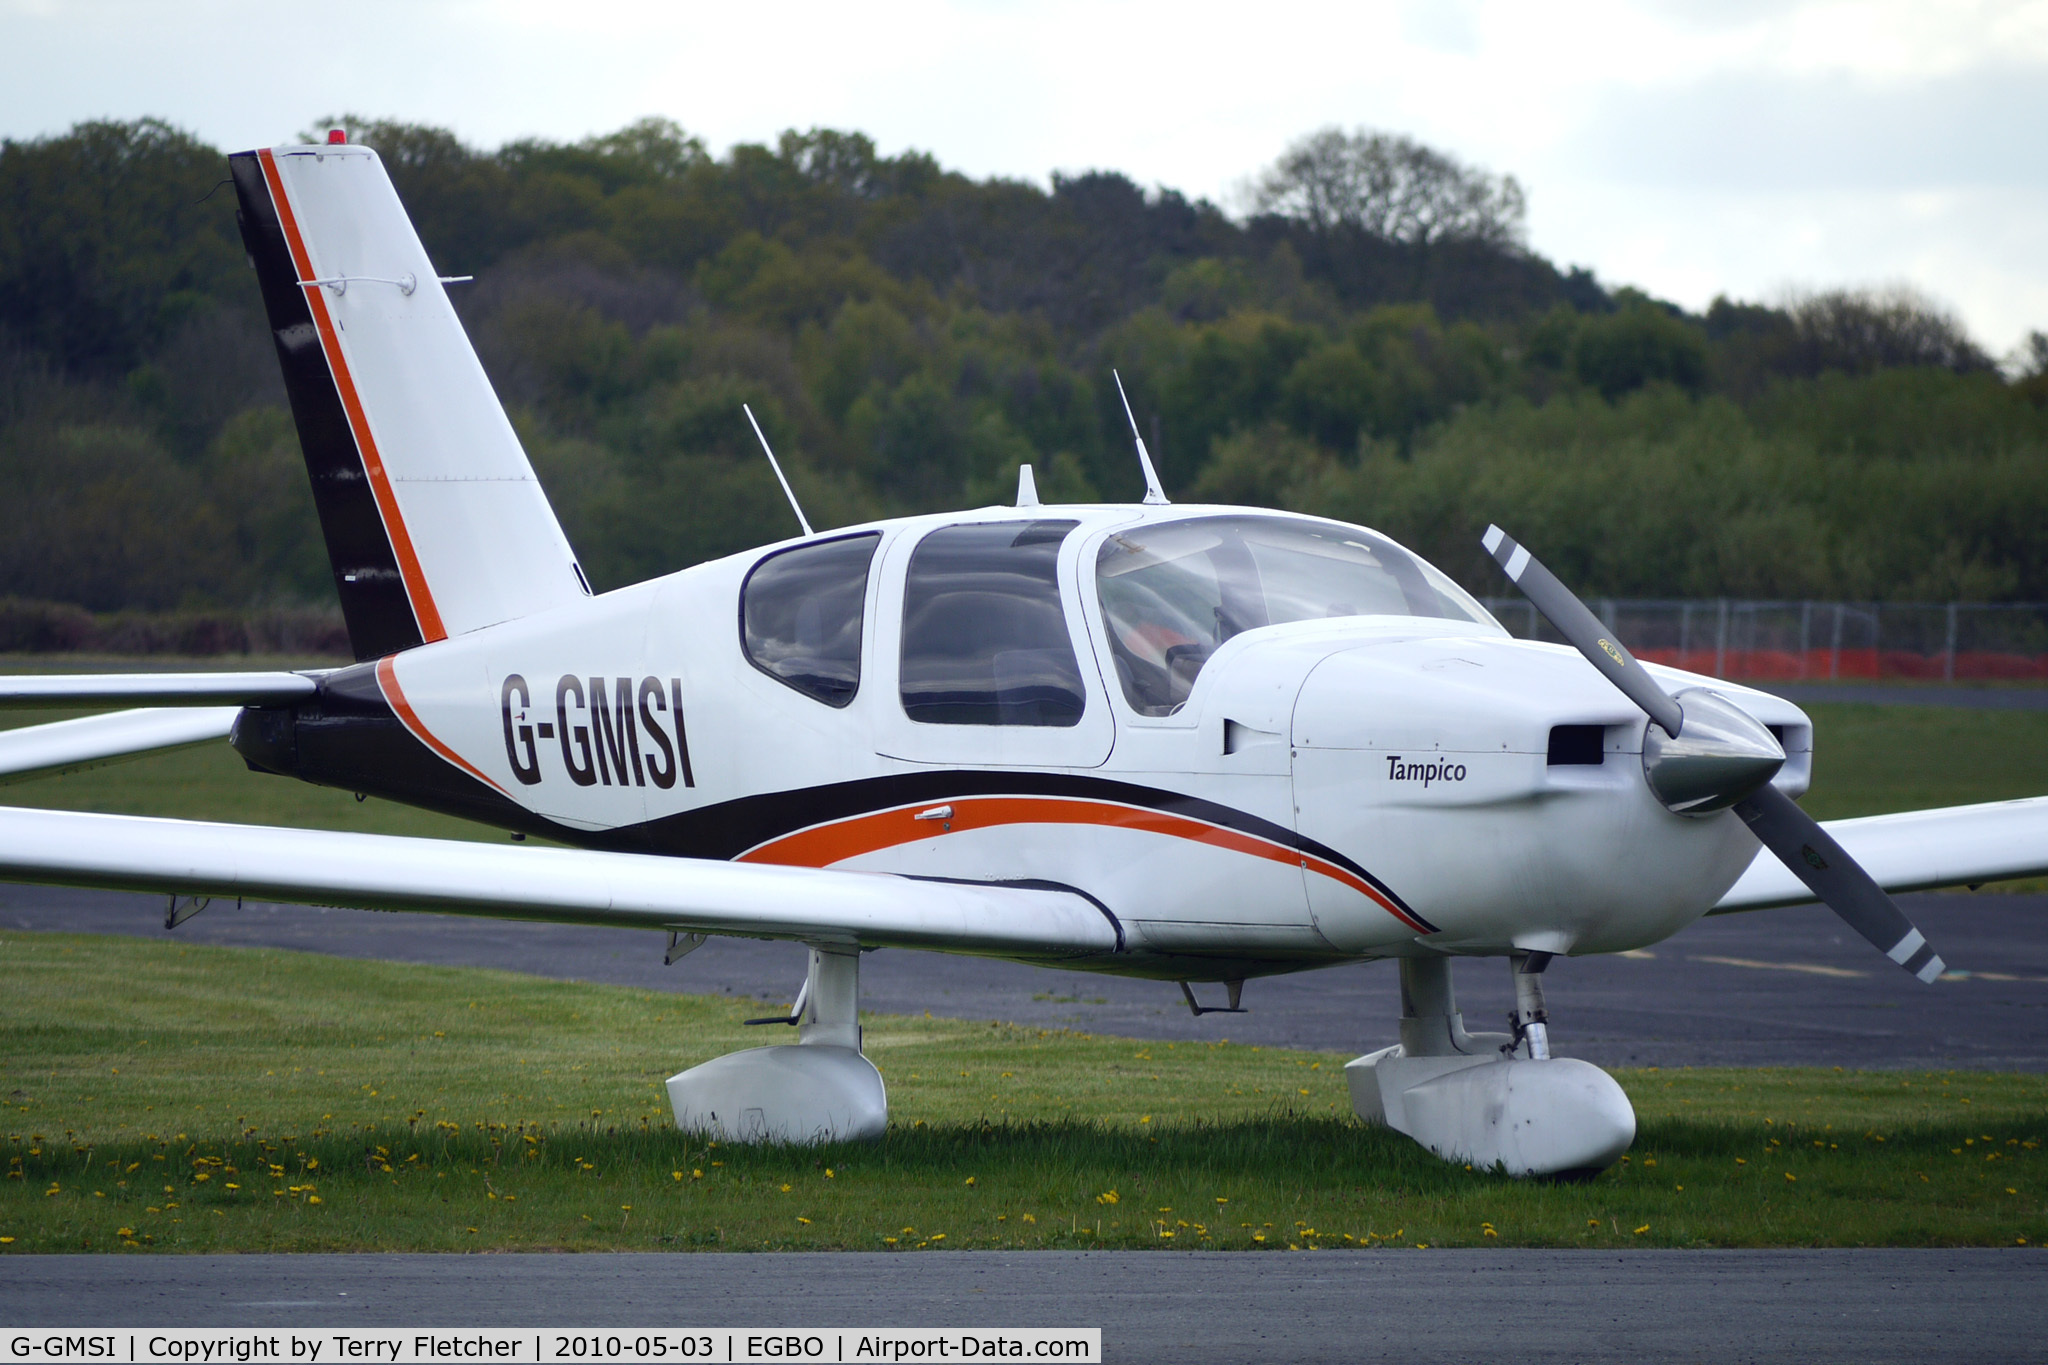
<box><xmin>666</xmin><ymin>946</ymin><xmax>885</xmax><ymax>1142</ymax></box>
<box><xmin>667</xmin><ymin>1046</ymin><xmax>888</xmax><ymax>1144</ymax></box>
<box><xmin>0</xmin><ymin>708</ymin><xmax>240</xmax><ymax>785</ymax></box>
<box><xmin>1344</xmin><ymin>954</ymin><xmax>1635</xmax><ymax>1175</ymax></box>
<box><xmin>1346</xmin><ymin>1047</ymin><xmax>1637</xmax><ymax>1176</ymax></box>
<box><xmin>1714</xmin><ymin>796</ymin><xmax>2048</xmax><ymax>911</ymax></box>
<box><xmin>0</xmin><ymin>805</ymin><xmax>1117</xmax><ymax>956</ymax></box>
<box><xmin>266</xmin><ymin>145</ymin><xmax>586</xmax><ymax>637</ymax></box>
<box><xmin>0</xmin><ymin>673</ymin><xmax>317</xmax><ymax>707</ymax></box>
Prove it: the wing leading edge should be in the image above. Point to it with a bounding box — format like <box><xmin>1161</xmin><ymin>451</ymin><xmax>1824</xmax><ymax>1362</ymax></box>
<box><xmin>1714</xmin><ymin>796</ymin><xmax>2048</xmax><ymax>912</ymax></box>
<box><xmin>0</xmin><ymin>805</ymin><xmax>1119</xmax><ymax>958</ymax></box>
<box><xmin>0</xmin><ymin>708</ymin><xmax>242</xmax><ymax>786</ymax></box>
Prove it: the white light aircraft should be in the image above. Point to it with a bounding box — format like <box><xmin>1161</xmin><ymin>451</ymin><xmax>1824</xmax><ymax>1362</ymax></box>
<box><xmin>3</xmin><ymin>134</ymin><xmax>2044</xmax><ymax>1176</ymax></box>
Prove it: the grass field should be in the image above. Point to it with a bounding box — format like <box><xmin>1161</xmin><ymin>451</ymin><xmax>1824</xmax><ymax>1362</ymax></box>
<box><xmin>0</xmin><ymin>933</ymin><xmax>2041</xmax><ymax>1254</ymax></box>
<box><xmin>0</xmin><ymin>671</ymin><xmax>2044</xmax><ymax>1253</ymax></box>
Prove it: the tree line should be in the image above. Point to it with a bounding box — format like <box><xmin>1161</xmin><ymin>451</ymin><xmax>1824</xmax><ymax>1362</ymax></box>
<box><xmin>2</xmin><ymin>116</ymin><xmax>2045</xmax><ymax>620</ymax></box>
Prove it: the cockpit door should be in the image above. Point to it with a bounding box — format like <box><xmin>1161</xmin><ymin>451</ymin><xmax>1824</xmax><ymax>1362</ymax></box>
<box><xmin>871</xmin><ymin>517</ymin><xmax>1115</xmax><ymax>768</ymax></box>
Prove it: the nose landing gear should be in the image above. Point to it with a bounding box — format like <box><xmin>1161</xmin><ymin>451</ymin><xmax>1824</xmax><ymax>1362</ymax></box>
<box><xmin>1346</xmin><ymin>954</ymin><xmax>1635</xmax><ymax>1176</ymax></box>
<box><xmin>1510</xmin><ymin>950</ymin><xmax>1551</xmax><ymax>1060</ymax></box>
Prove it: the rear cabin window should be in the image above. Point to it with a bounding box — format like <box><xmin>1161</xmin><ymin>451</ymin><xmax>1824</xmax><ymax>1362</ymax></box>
<box><xmin>740</xmin><ymin>533</ymin><xmax>880</xmax><ymax>707</ymax></box>
<box><xmin>900</xmin><ymin>519</ymin><xmax>1085</xmax><ymax>727</ymax></box>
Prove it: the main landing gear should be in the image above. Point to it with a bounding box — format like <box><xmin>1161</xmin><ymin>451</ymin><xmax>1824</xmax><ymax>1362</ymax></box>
<box><xmin>664</xmin><ymin>944</ymin><xmax>888</xmax><ymax>1143</ymax></box>
<box><xmin>1345</xmin><ymin>955</ymin><xmax>1635</xmax><ymax>1177</ymax></box>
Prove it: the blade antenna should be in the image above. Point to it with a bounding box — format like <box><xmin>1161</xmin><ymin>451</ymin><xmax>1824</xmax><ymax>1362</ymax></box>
<box><xmin>744</xmin><ymin>403</ymin><xmax>813</xmax><ymax>537</ymax></box>
<box><xmin>1113</xmin><ymin>371</ymin><xmax>1169</xmax><ymax>506</ymax></box>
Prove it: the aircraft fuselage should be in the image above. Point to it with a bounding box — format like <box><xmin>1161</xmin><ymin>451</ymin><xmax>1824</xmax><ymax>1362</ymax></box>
<box><xmin>232</xmin><ymin>503</ymin><xmax>1812</xmax><ymax>981</ymax></box>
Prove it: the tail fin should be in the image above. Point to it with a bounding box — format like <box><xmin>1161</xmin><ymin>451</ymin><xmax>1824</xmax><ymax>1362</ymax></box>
<box><xmin>230</xmin><ymin>140</ymin><xmax>588</xmax><ymax>660</ymax></box>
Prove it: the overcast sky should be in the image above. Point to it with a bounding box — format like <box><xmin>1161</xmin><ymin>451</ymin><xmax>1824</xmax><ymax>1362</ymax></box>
<box><xmin>5</xmin><ymin>0</ymin><xmax>2044</xmax><ymax>354</ymax></box>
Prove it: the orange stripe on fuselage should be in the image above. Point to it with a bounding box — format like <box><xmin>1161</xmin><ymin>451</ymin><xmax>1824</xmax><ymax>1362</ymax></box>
<box><xmin>737</xmin><ymin>795</ymin><xmax>1427</xmax><ymax>931</ymax></box>
<box><xmin>375</xmin><ymin>656</ymin><xmax>507</xmax><ymax>796</ymax></box>
<box><xmin>259</xmin><ymin>148</ymin><xmax>447</xmax><ymax>643</ymax></box>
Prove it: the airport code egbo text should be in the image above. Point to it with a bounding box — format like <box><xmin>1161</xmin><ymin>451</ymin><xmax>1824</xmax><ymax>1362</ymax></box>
<box><xmin>5</xmin><ymin>1332</ymin><xmax>1099</xmax><ymax>1364</ymax></box>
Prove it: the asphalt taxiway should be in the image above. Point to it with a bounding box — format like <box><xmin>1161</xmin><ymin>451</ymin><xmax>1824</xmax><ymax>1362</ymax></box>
<box><xmin>2</xmin><ymin>1249</ymin><xmax>2042</xmax><ymax>1362</ymax></box>
<box><xmin>2</xmin><ymin>883</ymin><xmax>2042</xmax><ymax>1070</ymax></box>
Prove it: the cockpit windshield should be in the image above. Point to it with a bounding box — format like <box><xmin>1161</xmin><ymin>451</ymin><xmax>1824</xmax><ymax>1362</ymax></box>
<box><xmin>1095</xmin><ymin>515</ymin><xmax>1499</xmax><ymax>716</ymax></box>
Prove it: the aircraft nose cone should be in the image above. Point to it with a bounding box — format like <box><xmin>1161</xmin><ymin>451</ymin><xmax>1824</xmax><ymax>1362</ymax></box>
<box><xmin>1641</xmin><ymin>687</ymin><xmax>1785</xmax><ymax>814</ymax></box>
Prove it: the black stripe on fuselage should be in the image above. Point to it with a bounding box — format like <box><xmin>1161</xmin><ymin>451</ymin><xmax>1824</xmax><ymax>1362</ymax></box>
<box><xmin>243</xmin><ymin>679</ymin><xmax>1431</xmax><ymax>934</ymax></box>
<box><xmin>229</xmin><ymin>152</ymin><xmax>421</xmax><ymax>662</ymax></box>
<box><xmin>617</xmin><ymin>769</ymin><xmax>1433</xmax><ymax>933</ymax></box>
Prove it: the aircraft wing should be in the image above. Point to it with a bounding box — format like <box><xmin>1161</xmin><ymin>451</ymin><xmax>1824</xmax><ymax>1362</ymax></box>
<box><xmin>0</xmin><ymin>805</ymin><xmax>1119</xmax><ymax>958</ymax></box>
<box><xmin>0</xmin><ymin>708</ymin><xmax>242</xmax><ymax>785</ymax></box>
<box><xmin>0</xmin><ymin>672</ymin><xmax>319</xmax><ymax>707</ymax></box>
<box><xmin>1713</xmin><ymin>796</ymin><xmax>2048</xmax><ymax>912</ymax></box>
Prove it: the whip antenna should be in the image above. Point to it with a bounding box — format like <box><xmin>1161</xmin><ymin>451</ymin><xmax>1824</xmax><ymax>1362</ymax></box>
<box><xmin>1113</xmin><ymin>371</ymin><xmax>1168</xmax><ymax>505</ymax></box>
<box><xmin>744</xmin><ymin>403</ymin><xmax>813</xmax><ymax>537</ymax></box>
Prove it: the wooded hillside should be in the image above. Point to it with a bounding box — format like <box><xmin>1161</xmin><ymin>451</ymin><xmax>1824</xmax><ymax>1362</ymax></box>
<box><xmin>3</xmin><ymin>116</ymin><xmax>2044</xmax><ymax>615</ymax></box>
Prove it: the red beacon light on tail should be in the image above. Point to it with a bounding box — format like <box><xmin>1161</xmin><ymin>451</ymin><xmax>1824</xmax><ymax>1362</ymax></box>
<box><xmin>326</xmin><ymin>128</ymin><xmax>347</xmax><ymax>145</ymax></box>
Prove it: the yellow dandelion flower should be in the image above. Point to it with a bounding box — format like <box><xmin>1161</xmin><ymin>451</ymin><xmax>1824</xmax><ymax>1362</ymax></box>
<box><xmin>307</xmin><ymin>1195</ymin><xmax>323</xmax><ymax>1205</ymax></box>
<box><xmin>1633</xmin><ymin>1225</ymin><xmax>1649</xmax><ymax>1235</ymax></box>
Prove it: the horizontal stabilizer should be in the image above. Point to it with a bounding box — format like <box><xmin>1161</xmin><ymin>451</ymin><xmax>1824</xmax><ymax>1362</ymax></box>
<box><xmin>1714</xmin><ymin>796</ymin><xmax>2048</xmax><ymax>912</ymax></box>
<box><xmin>0</xmin><ymin>673</ymin><xmax>318</xmax><ymax>708</ymax></box>
<box><xmin>0</xmin><ymin>806</ymin><xmax>1120</xmax><ymax>958</ymax></box>
<box><xmin>0</xmin><ymin>708</ymin><xmax>239</xmax><ymax>785</ymax></box>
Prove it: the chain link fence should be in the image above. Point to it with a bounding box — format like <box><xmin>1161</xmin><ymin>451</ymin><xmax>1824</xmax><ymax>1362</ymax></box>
<box><xmin>1477</xmin><ymin>599</ymin><xmax>2048</xmax><ymax>684</ymax></box>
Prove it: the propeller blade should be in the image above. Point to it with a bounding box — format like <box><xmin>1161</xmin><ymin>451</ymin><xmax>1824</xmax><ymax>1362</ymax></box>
<box><xmin>1482</xmin><ymin>525</ymin><xmax>1685</xmax><ymax>738</ymax></box>
<box><xmin>1734</xmin><ymin>784</ymin><xmax>1947</xmax><ymax>983</ymax></box>
<box><xmin>1481</xmin><ymin>525</ymin><xmax>1946</xmax><ymax>985</ymax></box>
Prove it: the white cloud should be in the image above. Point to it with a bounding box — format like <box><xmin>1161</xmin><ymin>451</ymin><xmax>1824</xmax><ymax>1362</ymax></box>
<box><xmin>2</xmin><ymin>0</ymin><xmax>2045</xmax><ymax>346</ymax></box>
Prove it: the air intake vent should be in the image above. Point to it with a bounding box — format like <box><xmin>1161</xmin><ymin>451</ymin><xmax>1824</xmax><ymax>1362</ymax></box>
<box><xmin>1547</xmin><ymin>724</ymin><xmax>1605</xmax><ymax>766</ymax></box>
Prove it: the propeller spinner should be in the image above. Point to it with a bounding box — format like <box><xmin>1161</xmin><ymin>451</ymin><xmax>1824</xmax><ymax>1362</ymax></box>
<box><xmin>1482</xmin><ymin>525</ymin><xmax>1947</xmax><ymax>984</ymax></box>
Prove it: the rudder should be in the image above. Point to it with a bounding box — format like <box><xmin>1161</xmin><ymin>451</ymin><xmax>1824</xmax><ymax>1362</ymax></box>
<box><xmin>231</xmin><ymin>139</ymin><xmax>589</xmax><ymax>660</ymax></box>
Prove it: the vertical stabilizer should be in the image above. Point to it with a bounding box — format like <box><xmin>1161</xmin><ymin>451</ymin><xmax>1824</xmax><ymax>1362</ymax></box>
<box><xmin>230</xmin><ymin>142</ymin><xmax>588</xmax><ymax>660</ymax></box>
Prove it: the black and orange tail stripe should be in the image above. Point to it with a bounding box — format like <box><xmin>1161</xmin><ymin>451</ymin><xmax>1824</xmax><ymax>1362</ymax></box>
<box><xmin>257</xmin><ymin>148</ymin><xmax>447</xmax><ymax>644</ymax></box>
<box><xmin>375</xmin><ymin>657</ymin><xmax>508</xmax><ymax>797</ymax></box>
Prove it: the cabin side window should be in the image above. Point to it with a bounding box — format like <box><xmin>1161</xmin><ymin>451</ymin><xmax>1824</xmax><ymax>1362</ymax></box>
<box><xmin>900</xmin><ymin>519</ymin><xmax>1085</xmax><ymax>727</ymax></box>
<box><xmin>740</xmin><ymin>533</ymin><xmax>880</xmax><ymax>707</ymax></box>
